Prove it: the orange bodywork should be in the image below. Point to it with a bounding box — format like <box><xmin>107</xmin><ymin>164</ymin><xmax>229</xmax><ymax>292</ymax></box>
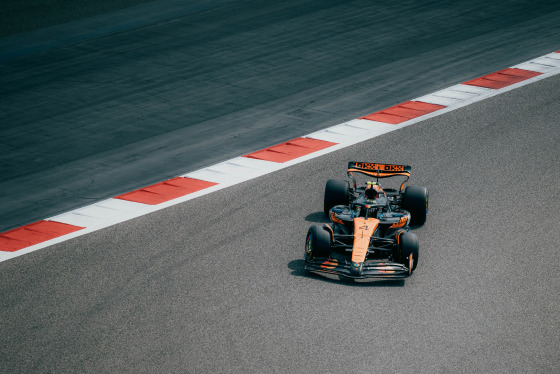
<box><xmin>375</xmin><ymin>263</ymin><xmax>398</xmax><ymax>274</ymax></box>
<box><xmin>320</xmin><ymin>259</ymin><xmax>338</xmax><ymax>269</ymax></box>
<box><xmin>352</xmin><ymin>217</ymin><xmax>379</xmax><ymax>263</ymax></box>
<box><xmin>390</xmin><ymin>215</ymin><xmax>408</xmax><ymax>228</ymax></box>
<box><xmin>330</xmin><ymin>211</ymin><xmax>344</xmax><ymax>225</ymax></box>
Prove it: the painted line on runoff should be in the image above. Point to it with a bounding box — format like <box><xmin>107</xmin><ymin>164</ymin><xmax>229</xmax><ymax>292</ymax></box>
<box><xmin>1</xmin><ymin>50</ymin><xmax>559</xmax><ymax>262</ymax></box>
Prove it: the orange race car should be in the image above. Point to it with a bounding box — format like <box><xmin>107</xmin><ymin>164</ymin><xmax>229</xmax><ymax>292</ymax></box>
<box><xmin>304</xmin><ymin>161</ymin><xmax>428</xmax><ymax>279</ymax></box>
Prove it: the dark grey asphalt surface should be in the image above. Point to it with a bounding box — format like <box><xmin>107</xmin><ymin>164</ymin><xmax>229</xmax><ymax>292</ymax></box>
<box><xmin>1</xmin><ymin>1</ymin><xmax>560</xmax><ymax>373</ymax></box>
<box><xmin>1</xmin><ymin>74</ymin><xmax>559</xmax><ymax>373</ymax></box>
<box><xmin>0</xmin><ymin>0</ymin><xmax>156</xmax><ymax>38</ymax></box>
<box><xmin>1</xmin><ymin>0</ymin><xmax>560</xmax><ymax>232</ymax></box>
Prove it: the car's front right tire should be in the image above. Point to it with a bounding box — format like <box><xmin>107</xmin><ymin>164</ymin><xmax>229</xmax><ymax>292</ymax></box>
<box><xmin>399</xmin><ymin>232</ymin><xmax>419</xmax><ymax>273</ymax></box>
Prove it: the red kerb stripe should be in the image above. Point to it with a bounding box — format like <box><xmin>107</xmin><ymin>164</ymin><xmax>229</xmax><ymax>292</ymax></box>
<box><xmin>0</xmin><ymin>220</ymin><xmax>85</xmax><ymax>252</ymax></box>
<box><xmin>360</xmin><ymin>101</ymin><xmax>446</xmax><ymax>124</ymax></box>
<box><xmin>243</xmin><ymin>137</ymin><xmax>337</xmax><ymax>163</ymax></box>
<box><xmin>462</xmin><ymin>68</ymin><xmax>542</xmax><ymax>89</ymax></box>
<box><xmin>115</xmin><ymin>177</ymin><xmax>218</xmax><ymax>205</ymax></box>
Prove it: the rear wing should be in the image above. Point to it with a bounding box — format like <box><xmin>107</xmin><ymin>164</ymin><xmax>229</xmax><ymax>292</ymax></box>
<box><xmin>347</xmin><ymin>162</ymin><xmax>411</xmax><ymax>191</ymax></box>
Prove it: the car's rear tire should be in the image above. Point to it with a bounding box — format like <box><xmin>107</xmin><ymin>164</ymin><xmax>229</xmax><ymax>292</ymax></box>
<box><xmin>305</xmin><ymin>225</ymin><xmax>332</xmax><ymax>261</ymax></box>
<box><xmin>402</xmin><ymin>186</ymin><xmax>428</xmax><ymax>225</ymax></box>
<box><xmin>324</xmin><ymin>179</ymin><xmax>350</xmax><ymax>216</ymax></box>
<box><xmin>399</xmin><ymin>232</ymin><xmax>419</xmax><ymax>272</ymax></box>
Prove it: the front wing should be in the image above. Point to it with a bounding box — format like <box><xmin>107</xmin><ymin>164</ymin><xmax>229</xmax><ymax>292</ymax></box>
<box><xmin>305</xmin><ymin>257</ymin><xmax>411</xmax><ymax>279</ymax></box>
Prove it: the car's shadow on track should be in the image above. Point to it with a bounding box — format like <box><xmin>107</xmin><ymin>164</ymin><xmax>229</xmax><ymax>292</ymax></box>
<box><xmin>288</xmin><ymin>259</ymin><xmax>405</xmax><ymax>287</ymax></box>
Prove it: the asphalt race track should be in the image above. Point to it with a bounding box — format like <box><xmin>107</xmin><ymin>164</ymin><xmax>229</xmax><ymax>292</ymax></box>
<box><xmin>2</xmin><ymin>75</ymin><xmax>559</xmax><ymax>373</ymax></box>
<box><xmin>1</xmin><ymin>0</ymin><xmax>560</xmax><ymax>232</ymax></box>
<box><xmin>1</xmin><ymin>1</ymin><xmax>559</xmax><ymax>373</ymax></box>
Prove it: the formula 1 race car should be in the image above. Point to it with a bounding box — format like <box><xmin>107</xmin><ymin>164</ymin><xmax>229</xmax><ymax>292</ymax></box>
<box><xmin>304</xmin><ymin>162</ymin><xmax>428</xmax><ymax>279</ymax></box>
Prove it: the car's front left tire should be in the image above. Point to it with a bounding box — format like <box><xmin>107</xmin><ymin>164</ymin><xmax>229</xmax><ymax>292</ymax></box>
<box><xmin>305</xmin><ymin>225</ymin><xmax>332</xmax><ymax>261</ymax></box>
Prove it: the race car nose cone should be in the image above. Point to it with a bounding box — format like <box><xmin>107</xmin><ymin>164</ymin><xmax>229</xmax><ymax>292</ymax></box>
<box><xmin>350</xmin><ymin>261</ymin><xmax>363</xmax><ymax>274</ymax></box>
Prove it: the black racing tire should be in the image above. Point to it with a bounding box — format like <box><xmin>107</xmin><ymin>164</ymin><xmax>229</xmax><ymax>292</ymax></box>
<box><xmin>305</xmin><ymin>225</ymin><xmax>332</xmax><ymax>261</ymax></box>
<box><xmin>324</xmin><ymin>179</ymin><xmax>350</xmax><ymax>216</ymax></box>
<box><xmin>402</xmin><ymin>185</ymin><xmax>428</xmax><ymax>225</ymax></box>
<box><xmin>399</xmin><ymin>232</ymin><xmax>419</xmax><ymax>272</ymax></box>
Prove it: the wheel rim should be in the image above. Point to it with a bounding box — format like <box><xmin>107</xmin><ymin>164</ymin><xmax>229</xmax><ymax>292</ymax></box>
<box><xmin>305</xmin><ymin>234</ymin><xmax>313</xmax><ymax>261</ymax></box>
